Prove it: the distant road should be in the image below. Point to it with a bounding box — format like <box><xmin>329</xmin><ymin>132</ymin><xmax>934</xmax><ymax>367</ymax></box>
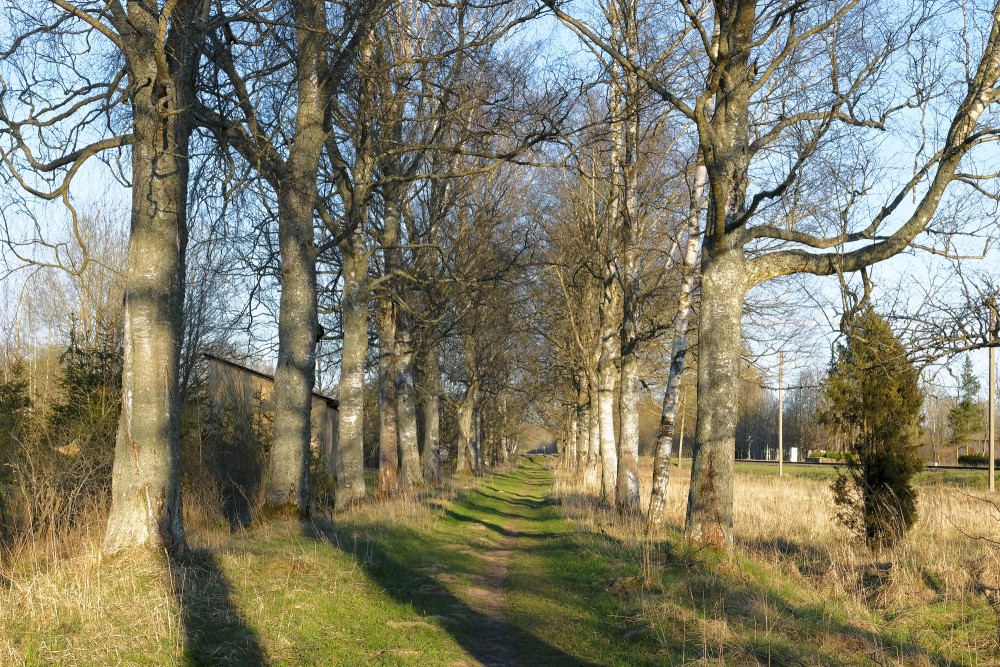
<box><xmin>734</xmin><ymin>459</ymin><xmax>986</xmax><ymax>472</ymax></box>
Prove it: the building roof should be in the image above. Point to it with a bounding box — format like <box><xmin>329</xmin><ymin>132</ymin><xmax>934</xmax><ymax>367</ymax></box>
<box><xmin>202</xmin><ymin>352</ymin><xmax>339</xmax><ymax>409</ymax></box>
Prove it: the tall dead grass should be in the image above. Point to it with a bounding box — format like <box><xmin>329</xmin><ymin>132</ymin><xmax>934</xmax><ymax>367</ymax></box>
<box><xmin>555</xmin><ymin>459</ymin><xmax>1000</xmax><ymax>619</ymax></box>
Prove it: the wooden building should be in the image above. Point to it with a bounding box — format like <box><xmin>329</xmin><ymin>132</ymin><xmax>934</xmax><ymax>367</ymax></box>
<box><xmin>203</xmin><ymin>353</ymin><xmax>339</xmax><ymax>479</ymax></box>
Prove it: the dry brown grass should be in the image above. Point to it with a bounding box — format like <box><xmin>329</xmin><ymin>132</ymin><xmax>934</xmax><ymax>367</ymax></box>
<box><xmin>557</xmin><ymin>460</ymin><xmax>1000</xmax><ymax>598</ymax></box>
<box><xmin>554</xmin><ymin>458</ymin><xmax>1000</xmax><ymax>664</ymax></box>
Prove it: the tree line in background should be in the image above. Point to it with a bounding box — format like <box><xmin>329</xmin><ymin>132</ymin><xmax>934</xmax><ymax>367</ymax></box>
<box><xmin>1</xmin><ymin>0</ymin><xmax>1000</xmax><ymax>558</ymax></box>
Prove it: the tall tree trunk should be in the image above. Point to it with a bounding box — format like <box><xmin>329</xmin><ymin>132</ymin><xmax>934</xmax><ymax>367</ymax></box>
<box><xmin>567</xmin><ymin>411</ymin><xmax>578</xmax><ymax>470</ymax></box>
<box><xmin>607</xmin><ymin>0</ymin><xmax>641</xmax><ymax>515</ymax></box>
<box><xmin>103</xmin><ymin>4</ymin><xmax>204</xmax><ymax>555</ymax></box>
<box><xmin>582</xmin><ymin>337</ymin><xmax>602</xmax><ymax>489</ymax></box>
<box><xmin>574</xmin><ymin>370</ymin><xmax>589</xmax><ymax>473</ymax></box>
<box><xmin>683</xmin><ymin>247</ymin><xmax>747</xmax><ymax>551</ymax></box>
<box><xmin>375</xmin><ymin>182</ymin><xmax>406</xmax><ymax>497</ymax></box>
<box><xmin>265</xmin><ymin>189</ymin><xmax>319</xmax><ymax>515</ymax></box>
<box><xmin>617</xmin><ymin>352</ymin><xmax>640</xmax><ymax>512</ymax></box>
<box><xmin>597</xmin><ymin>279</ymin><xmax>621</xmax><ymax>503</ymax></box>
<box><xmin>376</xmin><ymin>300</ymin><xmax>399</xmax><ymax>496</ymax></box>
<box><xmin>421</xmin><ymin>341</ymin><xmax>442</xmax><ymax>483</ymax></box>
<box><xmin>615</xmin><ymin>168</ymin><xmax>640</xmax><ymax>513</ymax></box>
<box><xmin>396</xmin><ymin>320</ymin><xmax>421</xmax><ymax>487</ymax></box>
<box><xmin>456</xmin><ymin>386</ymin><xmax>478</xmax><ymax>474</ymax></box>
<box><xmin>648</xmin><ymin>163</ymin><xmax>705</xmax><ymax>532</ymax></box>
<box><xmin>583</xmin><ymin>381</ymin><xmax>601</xmax><ymax>489</ymax></box>
<box><xmin>457</xmin><ymin>334</ymin><xmax>480</xmax><ymax>475</ymax></box>
<box><xmin>336</xmin><ymin>229</ymin><xmax>369</xmax><ymax>509</ymax></box>
<box><xmin>263</xmin><ymin>0</ymin><xmax>329</xmax><ymax>517</ymax></box>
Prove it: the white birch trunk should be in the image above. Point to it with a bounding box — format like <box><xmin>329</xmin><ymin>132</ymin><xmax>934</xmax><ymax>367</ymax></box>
<box><xmin>648</xmin><ymin>163</ymin><xmax>705</xmax><ymax>532</ymax></box>
<box><xmin>597</xmin><ymin>275</ymin><xmax>621</xmax><ymax>503</ymax></box>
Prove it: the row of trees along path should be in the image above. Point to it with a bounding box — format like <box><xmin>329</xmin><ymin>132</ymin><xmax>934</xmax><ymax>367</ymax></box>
<box><xmin>4</xmin><ymin>0</ymin><xmax>1000</xmax><ymax>564</ymax></box>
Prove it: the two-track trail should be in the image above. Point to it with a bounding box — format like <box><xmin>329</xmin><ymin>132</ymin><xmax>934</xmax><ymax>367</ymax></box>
<box><xmin>366</xmin><ymin>457</ymin><xmax>609</xmax><ymax>667</ymax></box>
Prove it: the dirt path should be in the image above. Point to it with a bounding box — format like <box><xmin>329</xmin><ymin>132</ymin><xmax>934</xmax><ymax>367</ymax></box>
<box><xmin>427</xmin><ymin>456</ymin><xmax>570</xmax><ymax>667</ymax></box>
<box><xmin>445</xmin><ymin>529</ymin><xmax>516</xmax><ymax>667</ymax></box>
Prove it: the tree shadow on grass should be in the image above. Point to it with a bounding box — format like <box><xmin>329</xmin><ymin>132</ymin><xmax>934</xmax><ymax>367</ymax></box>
<box><xmin>170</xmin><ymin>548</ymin><xmax>267</xmax><ymax>667</ymax></box>
<box><xmin>564</xmin><ymin>514</ymin><xmax>981</xmax><ymax>667</ymax></box>
<box><xmin>305</xmin><ymin>516</ymin><xmax>602</xmax><ymax>667</ymax></box>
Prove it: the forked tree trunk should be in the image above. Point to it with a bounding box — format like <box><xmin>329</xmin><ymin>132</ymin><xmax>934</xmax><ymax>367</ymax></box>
<box><xmin>336</xmin><ymin>229</ymin><xmax>369</xmax><ymax>509</ymax></box>
<box><xmin>103</xmin><ymin>5</ymin><xmax>204</xmax><ymax>555</ymax></box>
<box><xmin>421</xmin><ymin>343</ymin><xmax>442</xmax><ymax>483</ymax></box>
<box><xmin>376</xmin><ymin>300</ymin><xmax>400</xmax><ymax>496</ymax></box>
<box><xmin>683</xmin><ymin>247</ymin><xmax>746</xmax><ymax>551</ymax></box>
<box><xmin>396</xmin><ymin>321</ymin><xmax>421</xmax><ymax>488</ymax></box>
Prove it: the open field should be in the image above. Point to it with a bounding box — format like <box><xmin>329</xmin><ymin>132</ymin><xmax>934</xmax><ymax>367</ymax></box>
<box><xmin>0</xmin><ymin>456</ymin><xmax>997</xmax><ymax>666</ymax></box>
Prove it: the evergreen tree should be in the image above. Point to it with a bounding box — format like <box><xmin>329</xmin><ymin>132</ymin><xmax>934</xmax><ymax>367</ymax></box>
<box><xmin>947</xmin><ymin>356</ymin><xmax>985</xmax><ymax>450</ymax></box>
<box><xmin>0</xmin><ymin>356</ymin><xmax>31</xmax><ymax>463</ymax></box>
<box><xmin>47</xmin><ymin>321</ymin><xmax>122</xmax><ymax>464</ymax></box>
<box><xmin>821</xmin><ymin>310</ymin><xmax>923</xmax><ymax>551</ymax></box>
<box><xmin>0</xmin><ymin>355</ymin><xmax>31</xmax><ymax>530</ymax></box>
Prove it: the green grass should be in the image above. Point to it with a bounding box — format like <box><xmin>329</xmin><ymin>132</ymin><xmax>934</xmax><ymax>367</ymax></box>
<box><xmin>730</xmin><ymin>459</ymin><xmax>990</xmax><ymax>489</ymax></box>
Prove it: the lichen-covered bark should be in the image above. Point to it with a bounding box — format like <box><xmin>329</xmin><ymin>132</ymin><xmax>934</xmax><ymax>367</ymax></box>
<box><xmin>103</xmin><ymin>0</ymin><xmax>205</xmax><ymax>555</ymax></box>
<box><xmin>336</xmin><ymin>228</ymin><xmax>369</xmax><ymax>509</ymax></box>
<box><xmin>265</xmin><ymin>186</ymin><xmax>319</xmax><ymax>516</ymax></box>
<box><xmin>396</xmin><ymin>321</ymin><xmax>421</xmax><ymax>488</ymax></box>
<box><xmin>683</xmin><ymin>248</ymin><xmax>746</xmax><ymax>551</ymax></box>
<box><xmin>263</xmin><ymin>0</ymin><xmax>328</xmax><ymax>517</ymax></box>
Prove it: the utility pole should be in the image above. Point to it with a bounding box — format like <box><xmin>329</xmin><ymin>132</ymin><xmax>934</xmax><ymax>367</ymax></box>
<box><xmin>778</xmin><ymin>349</ymin><xmax>784</xmax><ymax>478</ymax></box>
<box><xmin>990</xmin><ymin>344</ymin><xmax>995</xmax><ymax>492</ymax></box>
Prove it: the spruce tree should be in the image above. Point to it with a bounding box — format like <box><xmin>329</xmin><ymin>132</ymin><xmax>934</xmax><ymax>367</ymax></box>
<box><xmin>947</xmin><ymin>356</ymin><xmax>985</xmax><ymax>451</ymax></box>
<box><xmin>821</xmin><ymin>309</ymin><xmax>923</xmax><ymax>550</ymax></box>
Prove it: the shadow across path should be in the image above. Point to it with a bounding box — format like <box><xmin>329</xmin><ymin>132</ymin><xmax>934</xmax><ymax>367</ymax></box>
<box><xmin>307</xmin><ymin>505</ymin><xmax>600</xmax><ymax>666</ymax></box>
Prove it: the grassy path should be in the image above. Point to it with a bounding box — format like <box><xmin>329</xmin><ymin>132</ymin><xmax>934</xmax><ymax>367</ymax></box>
<box><xmin>303</xmin><ymin>455</ymin><xmax>654</xmax><ymax>666</ymax></box>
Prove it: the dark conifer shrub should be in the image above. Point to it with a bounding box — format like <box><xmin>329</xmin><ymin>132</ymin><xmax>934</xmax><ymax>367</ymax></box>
<box><xmin>821</xmin><ymin>309</ymin><xmax>923</xmax><ymax>550</ymax></box>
